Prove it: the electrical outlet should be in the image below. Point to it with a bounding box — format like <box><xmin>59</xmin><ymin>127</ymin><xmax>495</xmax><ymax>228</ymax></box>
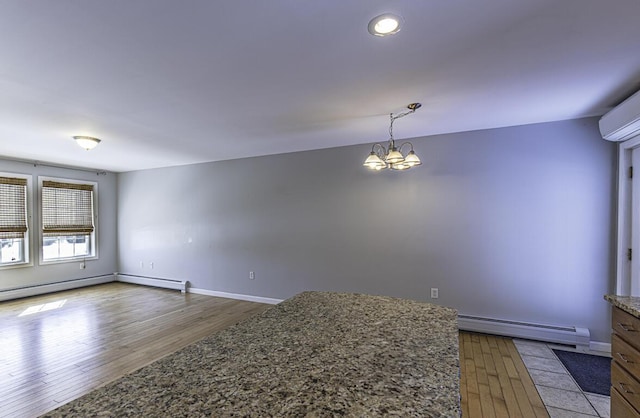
<box><xmin>249</xmin><ymin>271</ymin><xmax>255</xmax><ymax>280</ymax></box>
<box><xmin>430</xmin><ymin>288</ymin><xmax>439</xmax><ymax>299</ymax></box>
<box><xmin>150</xmin><ymin>262</ymin><xmax>154</xmax><ymax>269</ymax></box>
<box><xmin>80</xmin><ymin>262</ymin><xmax>86</xmax><ymax>270</ymax></box>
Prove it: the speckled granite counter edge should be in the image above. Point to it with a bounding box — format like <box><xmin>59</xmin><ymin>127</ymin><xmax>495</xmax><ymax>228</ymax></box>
<box><xmin>605</xmin><ymin>294</ymin><xmax>640</xmax><ymax>318</ymax></box>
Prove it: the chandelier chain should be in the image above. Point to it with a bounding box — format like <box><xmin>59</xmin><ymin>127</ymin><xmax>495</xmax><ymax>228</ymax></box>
<box><xmin>389</xmin><ymin>106</ymin><xmax>419</xmax><ymax>140</ymax></box>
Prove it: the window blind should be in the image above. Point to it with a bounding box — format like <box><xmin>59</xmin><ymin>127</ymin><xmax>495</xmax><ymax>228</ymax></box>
<box><xmin>42</xmin><ymin>181</ymin><xmax>94</xmax><ymax>236</ymax></box>
<box><xmin>0</xmin><ymin>176</ymin><xmax>28</xmax><ymax>239</ymax></box>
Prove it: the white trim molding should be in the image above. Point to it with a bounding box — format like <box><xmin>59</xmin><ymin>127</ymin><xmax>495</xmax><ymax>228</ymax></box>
<box><xmin>188</xmin><ymin>287</ymin><xmax>283</xmax><ymax>305</ymax></box>
<box><xmin>616</xmin><ymin>134</ymin><xmax>640</xmax><ymax>295</ymax></box>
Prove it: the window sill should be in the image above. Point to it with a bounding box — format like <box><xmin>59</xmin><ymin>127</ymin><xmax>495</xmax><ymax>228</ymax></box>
<box><xmin>0</xmin><ymin>261</ymin><xmax>33</xmax><ymax>271</ymax></box>
<box><xmin>39</xmin><ymin>255</ymin><xmax>99</xmax><ymax>266</ymax></box>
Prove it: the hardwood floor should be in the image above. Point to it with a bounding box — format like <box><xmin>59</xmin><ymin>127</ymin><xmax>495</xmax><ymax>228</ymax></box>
<box><xmin>460</xmin><ymin>332</ymin><xmax>549</xmax><ymax>418</ymax></box>
<box><xmin>0</xmin><ymin>283</ymin><xmax>271</xmax><ymax>418</ymax></box>
<box><xmin>0</xmin><ymin>283</ymin><xmax>548</xmax><ymax>417</ymax></box>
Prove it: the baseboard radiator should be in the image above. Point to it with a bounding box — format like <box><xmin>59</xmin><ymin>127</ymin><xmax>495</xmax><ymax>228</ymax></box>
<box><xmin>458</xmin><ymin>314</ymin><xmax>590</xmax><ymax>348</ymax></box>
<box><xmin>0</xmin><ymin>275</ymin><xmax>116</xmax><ymax>302</ymax></box>
<box><xmin>115</xmin><ymin>274</ymin><xmax>188</xmax><ymax>293</ymax></box>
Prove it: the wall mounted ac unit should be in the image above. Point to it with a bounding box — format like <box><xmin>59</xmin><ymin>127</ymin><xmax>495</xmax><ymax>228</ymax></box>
<box><xmin>600</xmin><ymin>89</ymin><xmax>640</xmax><ymax>142</ymax></box>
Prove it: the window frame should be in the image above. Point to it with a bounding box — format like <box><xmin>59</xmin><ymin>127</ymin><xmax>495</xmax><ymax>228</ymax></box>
<box><xmin>38</xmin><ymin>176</ymin><xmax>99</xmax><ymax>265</ymax></box>
<box><xmin>0</xmin><ymin>172</ymin><xmax>32</xmax><ymax>270</ymax></box>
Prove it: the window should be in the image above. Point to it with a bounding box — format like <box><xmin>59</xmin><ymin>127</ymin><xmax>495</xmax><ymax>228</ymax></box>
<box><xmin>41</xmin><ymin>179</ymin><xmax>97</xmax><ymax>262</ymax></box>
<box><xmin>0</xmin><ymin>174</ymin><xmax>29</xmax><ymax>266</ymax></box>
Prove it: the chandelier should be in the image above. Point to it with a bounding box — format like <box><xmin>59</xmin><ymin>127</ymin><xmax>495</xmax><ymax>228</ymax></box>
<box><xmin>363</xmin><ymin>103</ymin><xmax>422</xmax><ymax>171</ymax></box>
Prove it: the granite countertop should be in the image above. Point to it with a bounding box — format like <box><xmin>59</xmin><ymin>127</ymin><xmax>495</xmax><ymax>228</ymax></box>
<box><xmin>605</xmin><ymin>294</ymin><xmax>640</xmax><ymax>318</ymax></box>
<box><xmin>43</xmin><ymin>291</ymin><xmax>460</xmax><ymax>417</ymax></box>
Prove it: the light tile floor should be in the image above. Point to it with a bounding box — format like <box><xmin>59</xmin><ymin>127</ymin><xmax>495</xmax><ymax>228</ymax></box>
<box><xmin>514</xmin><ymin>339</ymin><xmax>611</xmax><ymax>418</ymax></box>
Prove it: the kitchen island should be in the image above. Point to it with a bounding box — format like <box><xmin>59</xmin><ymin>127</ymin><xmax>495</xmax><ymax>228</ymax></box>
<box><xmin>605</xmin><ymin>294</ymin><xmax>640</xmax><ymax>416</ymax></box>
<box><xmin>43</xmin><ymin>291</ymin><xmax>460</xmax><ymax>417</ymax></box>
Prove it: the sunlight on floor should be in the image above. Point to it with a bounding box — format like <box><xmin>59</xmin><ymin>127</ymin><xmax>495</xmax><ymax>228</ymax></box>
<box><xmin>19</xmin><ymin>299</ymin><xmax>67</xmax><ymax>317</ymax></box>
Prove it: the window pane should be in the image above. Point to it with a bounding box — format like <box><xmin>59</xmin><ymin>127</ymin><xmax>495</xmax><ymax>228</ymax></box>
<box><xmin>0</xmin><ymin>238</ymin><xmax>24</xmax><ymax>263</ymax></box>
<box><xmin>42</xmin><ymin>235</ymin><xmax>91</xmax><ymax>261</ymax></box>
<box><xmin>42</xmin><ymin>237</ymin><xmax>60</xmax><ymax>260</ymax></box>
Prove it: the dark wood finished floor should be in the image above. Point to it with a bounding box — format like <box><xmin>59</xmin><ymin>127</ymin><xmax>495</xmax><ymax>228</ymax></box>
<box><xmin>0</xmin><ymin>283</ymin><xmax>548</xmax><ymax>418</ymax></box>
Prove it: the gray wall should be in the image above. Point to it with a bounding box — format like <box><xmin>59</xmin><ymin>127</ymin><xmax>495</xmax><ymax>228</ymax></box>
<box><xmin>0</xmin><ymin>158</ymin><xmax>117</xmax><ymax>290</ymax></box>
<box><xmin>117</xmin><ymin>118</ymin><xmax>617</xmax><ymax>342</ymax></box>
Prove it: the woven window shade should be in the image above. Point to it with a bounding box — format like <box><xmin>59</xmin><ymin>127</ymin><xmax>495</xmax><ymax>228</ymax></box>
<box><xmin>42</xmin><ymin>181</ymin><xmax>94</xmax><ymax>236</ymax></box>
<box><xmin>0</xmin><ymin>176</ymin><xmax>28</xmax><ymax>239</ymax></box>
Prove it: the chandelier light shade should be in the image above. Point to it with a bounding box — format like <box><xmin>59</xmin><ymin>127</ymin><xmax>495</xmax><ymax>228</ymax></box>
<box><xmin>73</xmin><ymin>136</ymin><xmax>101</xmax><ymax>150</ymax></box>
<box><xmin>363</xmin><ymin>103</ymin><xmax>422</xmax><ymax>171</ymax></box>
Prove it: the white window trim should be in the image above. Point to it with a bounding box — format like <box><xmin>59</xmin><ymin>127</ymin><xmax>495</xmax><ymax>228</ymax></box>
<box><xmin>0</xmin><ymin>171</ymin><xmax>33</xmax><ymax>270</ymax></box>
<box><xmin>38</xmin><ymin>176</ymin><xmax>99</xmax><ymax>265</ymax></box>
<box><xmin>616</xmin><ymin>135</ymin><xmax>640</xmax><ymax>295</ymax></box>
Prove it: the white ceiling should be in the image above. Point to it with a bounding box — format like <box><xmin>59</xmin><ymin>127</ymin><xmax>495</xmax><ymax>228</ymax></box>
<box><xmin>1</xmin><ymin>1</ymin><xmax>640</xmax><ymax>172</ymax></box>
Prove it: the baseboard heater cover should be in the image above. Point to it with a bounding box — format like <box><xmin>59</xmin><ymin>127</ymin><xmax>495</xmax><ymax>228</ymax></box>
<box><xmin>115</xmin><ymin>274</ymin><xmax>188</xmax><ymax>293</ymax></box>
<box><xmin>0</xmin><ymin>275</ymin><xmax>116</xmax><ymax>302</ymax></box>
<box><xmin>458</xmin><ymin>314</ymin><xmax>590</xmax><ymax>348</ymax></box>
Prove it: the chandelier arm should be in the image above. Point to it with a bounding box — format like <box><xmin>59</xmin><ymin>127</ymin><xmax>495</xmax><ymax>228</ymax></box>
<box><xmin>372</xmin><ymin>142</ymin><xmax>387</xmax><ymax>157</ymax></box>
<box><xmin>397</xmin><ymin>141</ymin><xmax>414</xmax><ymax>154</ymax></box>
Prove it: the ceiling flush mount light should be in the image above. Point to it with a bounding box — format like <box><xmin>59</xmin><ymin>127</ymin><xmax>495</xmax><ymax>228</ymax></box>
<box><xmin>363</xmin><ymin>103</ymin><xmax>422</xmax><ymax>171</ymax></box>
<box><xmin>368</xmin><ymin>13</ymin><xmax>403</xmax><ymax>37</ymax></box>
<box><xmin>73</xmin><ymin>136</ymin><xmax>101</xmax><ymax>150</ymax></box>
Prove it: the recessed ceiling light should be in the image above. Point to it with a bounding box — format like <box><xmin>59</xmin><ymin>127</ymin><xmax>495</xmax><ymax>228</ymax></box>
<box><xmin>368</xmin><ymin>13</ymin><xmax>403</xmax><ymax>37</ymax></box>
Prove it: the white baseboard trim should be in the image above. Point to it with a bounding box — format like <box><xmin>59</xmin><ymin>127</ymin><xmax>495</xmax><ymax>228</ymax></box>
<box><xmin>589</xmin><ymin>341</ymin><xmax>612</xmax><ymax>353</ymax></box>
<box><xmin>0</xmin><ymin>275</ymin><xmax>116</xmax><ymax>302</ymax></box>
<box><xmin>188</xmin><ymin>287</ymin><xmax>283</xmax><ymax>305</ymax></box>
<box><xmin>115</xmin><ymin>274</ymin><xmax>188</xmax><ymax>292</ymax></box>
